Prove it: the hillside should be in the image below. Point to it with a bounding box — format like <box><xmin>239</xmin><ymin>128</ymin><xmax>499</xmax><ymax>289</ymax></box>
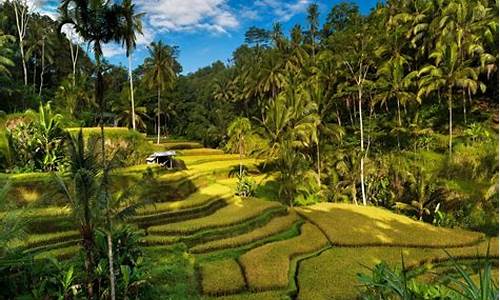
<box><xmin>7</xmin><ymin>140</ymin><xmax>497</xmax><ymax>299</ymax></box>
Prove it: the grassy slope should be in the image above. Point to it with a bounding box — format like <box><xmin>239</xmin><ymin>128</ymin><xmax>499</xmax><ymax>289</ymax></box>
<box><xmin>4</xmin><ymin>135</ymin><xmax>497</xmax><ymax>299</ymax></box>
<box><xmin>297</xmin><ymin>203</ymin><xmax>484</xmax><ymax>247</ymax></box>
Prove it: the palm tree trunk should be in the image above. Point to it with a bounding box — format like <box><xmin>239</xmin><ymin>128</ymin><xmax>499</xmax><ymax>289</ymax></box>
<box><xmin>239</xmin><ymin>138</ymin><xmax>243</xmax><ymax>178</ymax></box>
<box><xmin>107</xmin><ymin>226</ymin><xmax>116</xmax><ymax>300</ymax></box>
<box><xmin>448</xmin><ymin>88</ymin><xmax>453</xmax><ymax>156</ymax></box>
<box><xmin>462</xmin><ymin>89</ymin><xmax>467</xmax><ymax>125</ymax></box>
<box><xmin>351</xmin><ymin>183</ymin><xmax>358</xmax><ymax>206</ymax></box>
<box><xmin>397</xmin><ymin>98</ymin><xmax>401</xmax><ymax>149</ymax></box>
<box><xmin>39</xmin><ymin>38</ymin><xmax>45</xmax><ymax>96</ymax></box>
<box><xmin>32</xmin><ymin>55</ymin><xmax>37</xmax><ymax>90</ymax></box>
<box><xmin>95</xmin><ymin>49</ymin><xmax>116</xmax><ymax>300</ymax></box>
<box><xmin>80</xmin><ymin>226</ymin><xmax>95</xmax><ymax>299</ymax></box>
<box><xmin>316</xmin><ymin>130</ymin><xmax>321</xmax><ymax>186</ymax></box>
<box><xmin>157</xmin><ymin>87</ymin><xmax>161</xmax><ymax>145</ymax></box>
<box><xmin>358</xmin><ymin>87</ymin><xmax>367</xmax><ymax>206</ymax></box>
<box><xmin>128</xmin><ymin>55</ymin><xmax>136</xmax><ymax>130</ymax></box>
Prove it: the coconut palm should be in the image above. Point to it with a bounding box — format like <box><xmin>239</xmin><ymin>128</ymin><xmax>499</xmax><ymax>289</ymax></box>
<box><xmin>227</xmin><ymin>117</ymin><xmax>252</xmax><ymax>177</ymax></box>
<box><xmin>143</xmin><ymin>41</ymin><xmax>177</xmax><ymax>144</ymax></box>
<box><xmin>56</xmin><ymin>130</ymin><xmax>101</xmax><ymax>299</ymax></box>
<box><xmin>58</xmin><ymin>2</ymin><xmax>133</xmax><ymax>298</ymax></box>
<box><xmin>0</xmin><ymin>20</ymin><xmax>14</xmax><ymax>77</ymax></box>
<box><xmin>113</xmin><ymin>87</ymin><xmax>148</xmax><ymax>130</ymax></box>
<box><xmin>418</xmin><ymin>40</ymin><xmax>479</xmax><ymax>156</ymax></box>
<box><xmin>121</xmin><ymin>0</ymin><xmax>144</xmax><ymax>131</ymax></box>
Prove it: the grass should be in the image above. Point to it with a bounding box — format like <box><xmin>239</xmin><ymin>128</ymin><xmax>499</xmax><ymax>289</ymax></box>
<box><xmin>297</xmin><ymin>203</ymin><xmax>484</xmax><ymax>247</ymax></box>
<box><xmin>199</xmin><ymin>259</ymin><xmax>246</xmax><ymax>296</ymax></box>
<box><xmin>201</xmin><ymin>291</ymin><xmax>287</xmax><ymax>300</ymax></box>
<box><xmin>148</xmin><ymin>198</ymin><xmax>282</xmax><ymax>235</ymax></box>
<box><xmin>297</xmin><ymin>239</ymin><xmax>499</xmax><ymax>300</ymax></box>
<box><xmin>33</xmin><ymin>245</ymin><xmax>79</xmax><ymax>260</ymax></box>
<box><xmin>179</xmin><ymin>154</ymin><xmax>241</xmax><ymax>166</ymax></box>
<box><xmin>143</xmin><ymin>207</ymin><xmax>290</xmax><ymax>249</ymax></box>
<box><xmin>136</xmin><ymin>184</ymin><xmax>233</xmax><ymax>216</ymax></box>
<box><xmin>191</xmin><ymin>211</ymin><xmax>299</xmax><ymax>253</ymax></box>
<box><xmin>239</xmin><ymin>223</ymin><xmax>330</xmax><ymax>291</ymax></box>
<box><xmin>178</xmin><ymin>148</ymin><xmax>225</xmax><ymax>156</ymax></box>
<box><xmin>10</xmin><ymin>230</ymin><xmax>79</xmax><ymax>250</ymax></box>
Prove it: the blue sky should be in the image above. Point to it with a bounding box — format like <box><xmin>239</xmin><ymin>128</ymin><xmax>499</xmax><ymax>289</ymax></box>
<box><xmin>35</xmin><ymin>0</ymin><xmax>378</xmax><ymax>74</ymax></box>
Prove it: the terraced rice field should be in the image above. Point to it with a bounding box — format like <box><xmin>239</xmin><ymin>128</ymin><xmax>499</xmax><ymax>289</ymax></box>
<box><xmin>6</xmin><ymin>140</ymin><xmax>498</xmax><ymax>299</ymax></box>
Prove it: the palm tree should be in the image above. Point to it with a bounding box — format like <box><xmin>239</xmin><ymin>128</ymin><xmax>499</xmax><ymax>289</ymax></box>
<box><xmin>113</xmin><ymin>86</ymin><xmax>148</xmax><ymax>130</ymax></box>
<box><xmin>56</xmin><ymin>130</ymin><xmax>101</xmax><ymax>299</ymax></box>
<box><xmin>12</xmin><ymin>0</ymin><xmax>30</xmax><ymax>86</ymax></box>
<box><xmin>0</xmin><ymin>20</ymin><xmax>14</xmax><ymax>77</ymax></box>
<box><xmin>143</xmin><ymin>41</ymin><xmax>176</xmax><ymax>144</ymax></box>
<box><xmin>227</xmin><ymin>117</ymin><xmax>252</xmax><ymax>177</ymax></box>
<box><xmin>418</xmin><ymin>41</ymin><xmax>478</xmax><ymax>156</ymax></box>
<box><xmin>58</xmin><ymin>2</ymin><xmax>133</xmax><ymax>298</ymax></box>
<box><xmin>439</xmin><ymin>0</ymin><xmax>491</xmax><ymax>124</ymax></box>
<box><xmin>121</xmin><ymin>0</ymin><xmax>144</xmax><ymax>131</ymax></box>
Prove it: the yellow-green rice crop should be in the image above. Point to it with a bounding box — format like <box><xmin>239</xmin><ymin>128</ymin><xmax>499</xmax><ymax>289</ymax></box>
<box><xmin>239</xmin><ymin>223</ymin><xmax>329</xmax><ymax>290</ymax></box>
<box><xmin>178</xmin><ymin>148</ymin><xmax>225</xmax><ymax>156</ymax></box>
<box><xmin>200</xmin><ymin>259</ymin><xmax>246</xmax><ymax>295</ymax></box>
<box><xmin>297</xmin><ymin>203</ymin><xmax>483</xmax><ymax>247</ymax></box>
<box><xmin>201</xmin><ymin>291</ymin><xmax>285</xmax><ymax>300</ymax></box>
<box><xmin>191</xmin><ymin>211</ymin><xmax>299</xmax><ymax>253</ymax></box>
<box><xmin>297</xmin><ymin>238</ymin><xmax>498</xmax><ymax>300</ymax></box>
<box><xmin>148</xmin><ymin>198</ymin><xmax>282</xmax><ymax>235</ymax></box>
<box><xmin>136</xmin><ymin>183</ymin><xmax>233</xmax><ymax>216</ymax></box>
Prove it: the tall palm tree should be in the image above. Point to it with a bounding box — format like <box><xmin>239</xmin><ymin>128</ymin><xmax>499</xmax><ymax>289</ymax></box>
<box><xmin>121</xmin><ymin>0</ymin><xmax>144</xmax><ymax>131</ymax></box>
<box><xmin>227</xmin><ymin>117</ymin><xmax>252</xmax><ymax>177</ymax></box>
<box><xmin>58</xmin><ymin>2</ymin><xmax>132</xmax><ymax>298</ymax></box>
<box><xmin>143</xmin><ymin>41</ymin><xmax>176</xmax><ymax>144</ymax></box>
<box><xmin>418</xmin><ymin>41</ymin><xmax>478</xmax><ymax>156</ymax></box>
<box><xmin>56</xmin><ymin>130</ymin><xmax>101</xmax><ymax>299</ymax></box>
<box><xmin>0</xmin><ymin>20</ymin><xmax>14</xmax><ymax>77</ymax></box>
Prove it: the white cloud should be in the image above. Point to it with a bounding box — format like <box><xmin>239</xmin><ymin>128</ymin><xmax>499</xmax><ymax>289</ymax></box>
<box><xmin>255</xmin><ymin>0</ymin><xmax>310</xmax><ymax>22</ymax></box>
<box><xmin>136</xmin><ymin>0</ymin><xmax>239</xmax><ymax>34</ymax></box>
<box><xmin>102</xmin><ymin>43</ymin><xmax>126</xmax><ymax>58</ymax></box>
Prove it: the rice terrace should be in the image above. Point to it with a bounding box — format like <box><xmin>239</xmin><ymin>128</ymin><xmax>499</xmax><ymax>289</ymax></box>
<box><xmin>0</xmin><ymin>0</ymin><xmax>498</xmax><ymax>299</ymax></box>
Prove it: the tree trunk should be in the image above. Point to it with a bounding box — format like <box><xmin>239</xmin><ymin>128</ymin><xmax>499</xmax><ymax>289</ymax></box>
<box><xmin>95</xmin><ymin>49</ymin><xmax>116</xmax><ymax>300</ymax></box>
<box><xmin>358</xmin><ymin>87</ymin><xmax>367</xmax><ymax>206</ymax></box>
<box><xmin>81</xmin><ymin>226</ymin><xmax>95</xmax><ymax>299</ymax></box>
<box><xmin>448</xmin><ymin>88</ymin><xmax>453</xmax><ymax>156</ymax></box>
<box><xmin>32</xmin><ymin>55</ymin><xmax>37</xmax><ymax>90</ymax></box>
<box><xmin>13</xmin><ymin>3</ymin><xmax>28</xmax><ymax>87</ymax></box>
<box><xmin>107</xmin><ymin>229</ymin><xmax>116</xmax><ymax>300</ymax></box>
<box><xmin>239</xmin><ymin>137</ymin><xmax>243</xmax><ymax>178</ymax></box>
<box><xmin>316</xmin><ymin>130</ymin><xmax>321</xmax><ymax>186</ymax></box>
<box><xmin>351</xmin><ymin>183</ymin><xmax>358</xmax><ymax>206</ymax></box>
<box><xmin>39</xmin><ymin>38</ymin><xmax>45</xmax><ymax>96</ymax></box>
<box><xmin>462</xmin><ymin>89</ymin><xmax>467</xmax><ymax>125</ymax></box>
<box><xmin>397</xmin><ymin>98</ymin><xmax>401</xmax><ymax>149</ymax></box>
<box><xmin>69</xmin><ymin>38</ymin><xmax>78</xmax><ymax>85</ymax></box>
<box><xmin>128</xmin><ymin>55</ymin><xmax>136</xmax><ymax>130</ymax></box>
<box><xmin>157</xmin><ymin>87</ymin><xmax>161</xmax><ymax>145</ymax></box>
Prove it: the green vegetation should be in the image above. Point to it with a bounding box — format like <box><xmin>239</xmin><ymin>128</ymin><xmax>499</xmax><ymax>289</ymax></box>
<box><xmin>200</xmin><ymin>259</ymin><xmax>246</xmax><ymax>295</ymax></box>
<box><xmin>297</xmin><ymin>203</ymin><xmax>484</xmax><ymax>247</ymax></box>
<box><xmin>0</xmin><ymin>0</ymin><xmax>497</xmax><ymax>298</ymax></box>
<box><xmin>239</xmin><ymin>223</ymin><xmax>329</xmax><ymax>290</ymax></box>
